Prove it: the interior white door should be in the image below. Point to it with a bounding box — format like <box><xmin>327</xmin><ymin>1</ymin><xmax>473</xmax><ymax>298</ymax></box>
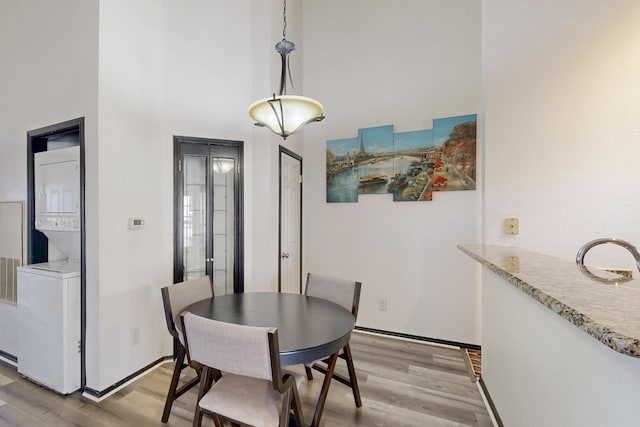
<box><xmin>280</xmin><ymin>152</ymin><xmax>301</xmax><ymax>293</ymax></box>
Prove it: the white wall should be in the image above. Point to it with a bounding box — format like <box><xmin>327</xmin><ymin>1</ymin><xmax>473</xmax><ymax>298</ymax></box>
<box><xmin>93</xmin><ymin>0</ymin><xmax>169</xmax><ymax>390</ymax></box>
<box><xmin>483</xmin><ymin>0</ymin><xmax>640</xmax><ymax>269</ymax></box>
<box><xmin>93</xmin><ymin>0</ymin><xmax>310</xmax><ymax>391</ymax></box>
<box><xmin>93</xmin><ymin>0</ymin><xmax>295</xmax><ymax>390</ymax></box>
<box><xmin>0</xmin><ymin>0</ymin><xmax>98</xmax><ymax>356</ymax></box>
<box><xmin>0</xmin><ymin>0</ymin><xmax>311</xmax><ymax>394</ymax></box>
<box><xmin>0</xmin><ymin>0</ymin><xmax>482</xmax><ymax>393</ymax></box>
<box><xmin>303</xmin><ymin>0</ymin><xmax>482</xmax><ymax>344</ymax></box>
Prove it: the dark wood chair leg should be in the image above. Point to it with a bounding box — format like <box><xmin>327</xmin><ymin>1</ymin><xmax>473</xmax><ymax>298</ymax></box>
<box><xmin>192</xmin><ymin>366</ymin><xmax>215</xmax><ymax>427</ymax></box>
<box><xmin>280</xmin><ymin>389</ymin><xmax>292</xmax><ymax>427</ymax></box>
<box><xmin>342</xmin><ymin>343</ymin><xmax>362</xmax><ymax>407</ymax></box>
<box><xmin>304</xmin><ymin>365</ymin><xmax>314</xmax><ymax>380</ymax></box>
<box><xmin>311</xmin><ymin>352</ymin><xmax>339</xmax><ymax>427</ymax></box>
<box><xmin>192</xmin><ymin>406</ymin><xmax>204</xmax><ymax>427</ymax></box>
<box><xmin>311</xmin><ymin>343</ymin><xmax>362</xmax><ymax>409</ymax></box>
<box><xmin>162</xmin><ymin>344</ymin><xmax>187</xmax><ymax>423</ymax></box>
<box><xmin>163</xmin><ymin>344</ymin><xmax>211</xmax><ymax>423</ymax></box>
<box><xmin>290</xmin><ymin>383</ymin><xmax>305</xmax><ymax>427</ymax></box>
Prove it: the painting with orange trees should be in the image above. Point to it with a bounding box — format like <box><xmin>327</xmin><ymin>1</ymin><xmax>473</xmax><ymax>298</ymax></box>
<box><xmin>326</xmin><ymin>114</ymin><xmax>476</xmax><ymax>203</ymax></box>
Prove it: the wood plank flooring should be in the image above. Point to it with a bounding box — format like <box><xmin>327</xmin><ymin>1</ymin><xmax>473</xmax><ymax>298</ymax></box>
<box><xmin>0</xmin><ymin>332</ymin><xmax>493</xmax><ymax>426</ymax></box>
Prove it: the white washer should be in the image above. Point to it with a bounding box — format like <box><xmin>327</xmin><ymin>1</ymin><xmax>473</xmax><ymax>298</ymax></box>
<box><xmin>17</xmin><ymin>260</ymin><xmax>80</xmax><ymax>394</ymax></box>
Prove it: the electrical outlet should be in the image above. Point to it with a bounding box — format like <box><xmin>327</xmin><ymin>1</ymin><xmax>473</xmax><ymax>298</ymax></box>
<box><xmin>378</xmin><ymin>298</ymin><xmax>388</xmax><ymax>311</ymax></box>
<box><xmin>504</xmin><ymin>217</ymin><xmax>519</xmax><ymax>235</ymax></box>
<box><xmin>504</xmin><ymin>256</ymin><xmax>520</xmax><ymax>273</ymax></box>
<box><xmin>130</xmin><ymin>328</ymin><xmax>140</xmax><ymax>346</ymax></box>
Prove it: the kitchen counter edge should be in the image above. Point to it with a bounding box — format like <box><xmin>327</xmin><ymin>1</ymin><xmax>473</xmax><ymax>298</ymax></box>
<box><xmin>458</xmin><ymin>244</ymin><xmax>640</xmax><ymax>358</ymax></box>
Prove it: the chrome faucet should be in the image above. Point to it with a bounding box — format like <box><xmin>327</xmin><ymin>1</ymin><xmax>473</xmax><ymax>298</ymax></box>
<box><xmin>576</xmin><ymin>238</ymin><xmax>640</xmax><ymax>283</ymax></box>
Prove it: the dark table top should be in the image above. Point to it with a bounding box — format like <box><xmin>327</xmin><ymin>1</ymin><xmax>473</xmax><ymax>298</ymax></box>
<box><xmin>183</xmin><ymin>292</ymin><xmax>355</xmax><ymax>366</ymax></box>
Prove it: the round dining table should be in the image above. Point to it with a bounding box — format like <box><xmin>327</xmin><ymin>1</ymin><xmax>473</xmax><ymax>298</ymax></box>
<box><xmin>182</xmin><ymin>291</ymin><xmax>356</xmax><ymax>427</ymax></box>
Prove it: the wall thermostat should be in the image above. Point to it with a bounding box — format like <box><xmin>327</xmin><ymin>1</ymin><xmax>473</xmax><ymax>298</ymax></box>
<box><xmin>128</xmin><ymin>218</ymin><xmax>145</xmax><ymax>230</ymax></box>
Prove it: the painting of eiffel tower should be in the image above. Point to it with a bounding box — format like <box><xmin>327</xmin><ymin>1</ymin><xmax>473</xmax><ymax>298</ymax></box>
<box><xmin>326</xmin><ymin>114</ymin><xmax>477</xmax><ymax>203</ymax></box>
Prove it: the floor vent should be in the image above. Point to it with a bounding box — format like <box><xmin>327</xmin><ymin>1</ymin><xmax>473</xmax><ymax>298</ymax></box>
<box><xmin>0</xmin><ymin>257</ymin><xmax>19</xmax><ymax>304</ymax></box>
<box><xmin>464</xmin><ymin>348</ymin><xmax>482</xmax><ymax>380</ymax></box>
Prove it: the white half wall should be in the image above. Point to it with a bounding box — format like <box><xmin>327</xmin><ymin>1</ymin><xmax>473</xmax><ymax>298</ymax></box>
<box><xmin>482</xmin><ymin>268</ymin><xmax>640</xmax><ymax>426</ymax></box>
<box><xmin>303</xmin><ymin>0</ymin><xmax>482</xmax><ymax>344</ymax></box>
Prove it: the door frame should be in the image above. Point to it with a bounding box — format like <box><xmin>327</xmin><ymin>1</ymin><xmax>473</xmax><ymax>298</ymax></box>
<box><xmin>278</xmin><ymin>146</ymin><xmax>303</xmax><ymax>293</ymax></box>
<box><xmin>26</xmin><ymin>117</ymin><xmax>86</xmax><ymax>388</ymax></box>
<box><xmin>173</xmin><ymin>135</ymin><xmax>244</xmax><ymax>292</ymax></box>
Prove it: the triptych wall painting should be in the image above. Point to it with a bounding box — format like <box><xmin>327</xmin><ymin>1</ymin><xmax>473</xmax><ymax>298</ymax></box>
<box><xmin>326</xmin><ymin>114</ymin><xmax>477</xmax><ymax>203</ymax></box>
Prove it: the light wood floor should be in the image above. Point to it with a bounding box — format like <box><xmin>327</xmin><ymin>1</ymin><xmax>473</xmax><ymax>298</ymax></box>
<box><xmin>0</xmin><ymin>332</ymin><xmax>493</xmax><ymax>426</ymax></box>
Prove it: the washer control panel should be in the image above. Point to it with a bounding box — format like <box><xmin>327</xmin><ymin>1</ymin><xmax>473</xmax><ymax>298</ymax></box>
<box><xmin>35</xmin><ymin>216</ymin><xmax>81</xmax><ymax>231</ymax></box>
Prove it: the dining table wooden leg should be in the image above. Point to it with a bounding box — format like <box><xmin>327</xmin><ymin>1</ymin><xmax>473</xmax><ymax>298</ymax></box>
<box><xmin>310</xmin><ymin>352</ymin><xmax>339</xmax><ymax>427</ymax></box>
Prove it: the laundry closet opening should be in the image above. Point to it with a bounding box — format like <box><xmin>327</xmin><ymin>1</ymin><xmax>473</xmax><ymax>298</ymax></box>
<box><xmin>22</xmin><ymin>117</ymin><xmax>86</xmax><ymax>393</ymax></box>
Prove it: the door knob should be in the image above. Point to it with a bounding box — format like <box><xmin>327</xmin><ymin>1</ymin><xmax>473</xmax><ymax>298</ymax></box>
<box><xmin>206</xmin><ymin>258</ymin><xmax>214</xmax><ymax>262</ymax></box>
<box><xmin>281</xmin><ymin>252</ymin><xmax>289</xmax><ymax>259</ymax></box>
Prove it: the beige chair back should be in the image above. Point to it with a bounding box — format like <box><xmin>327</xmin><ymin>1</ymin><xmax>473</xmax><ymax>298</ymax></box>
<box><xmin>303</xmin><ymin>273</ymin><xmax>363</xmax><ymax>410</ymax></box>
<box><xmin>305</xmin><ymin>273</ymin><xmax>362</xmax><ymax>320</ymax></box>
<box><xmin>161</xmin><ymin>276</ymin><xmax>213</xmax><ymax>340</ymax></box>
<box><xmin>182</xmin><ymin>312</ymin><xmax>275</xmax><ymax>381</ymax></box>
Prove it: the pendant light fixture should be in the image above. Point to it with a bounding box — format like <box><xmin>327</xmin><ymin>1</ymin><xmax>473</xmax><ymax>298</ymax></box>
<box><xmin>248</xmin><ymin>0</ymin><xmax>324</xmax><ymax>139</ymax></box>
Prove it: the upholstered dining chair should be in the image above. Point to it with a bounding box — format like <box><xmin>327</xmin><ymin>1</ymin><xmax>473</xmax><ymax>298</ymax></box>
<box><xmin>180</xmin><ymin>312</ymin><xmax>305</xmax><ymax>427</ymax></box>
<box><xmin>160</xmin><ymin>276</ymin><xmax>214</xmax><ymax>423</ymax></box>
<box><xmin>304</xmin><ymin>272</ymin><xmax>363</xmax><ymax>408</ymax></box>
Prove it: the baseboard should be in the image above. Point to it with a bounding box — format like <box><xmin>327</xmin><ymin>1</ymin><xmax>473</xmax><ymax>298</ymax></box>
<box><xmin>65</xmin><ymin>328</ymin><xmax>482</xmax><ymax>400</ymax></box>
<box><xmin>354</xmin><ymin>326</ymin><xmax>481</xmax><ymax>351</ymax></box>
<box><xmin>478</xmin><ymin>377</ymin><xmax>504</xmax><ymax>427</ymax></box>
<box><xmin>0</xmin><ymin>349</ymin><xmax>17</xmax><ymax>366</ymax></box>
<box><xmin>0</xmin><ymin>350</ymin><xmax>18</xmax><ymax>366</ymax></box>
<box><xmin>82</xmin><ymin>355</ymin><xmax>173</xmax><ymax>402</ymax></box>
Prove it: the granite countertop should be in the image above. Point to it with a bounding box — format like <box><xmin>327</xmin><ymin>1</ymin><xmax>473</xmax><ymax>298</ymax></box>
<box><xmin>458</xmin><ymin>244</ymin><xmax>640</xmax><ymax>358</ymax></box>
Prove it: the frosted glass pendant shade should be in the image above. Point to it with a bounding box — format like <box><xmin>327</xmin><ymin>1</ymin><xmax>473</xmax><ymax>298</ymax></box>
<box><xmin>248</xmin><ymin>94</ymin><xmax>324</xmax><ymax>139</ymax></box>
<box><xmin>249</xmin><ymin>1</ymin><xmax>325</xmax><ymax>139</ymax></box>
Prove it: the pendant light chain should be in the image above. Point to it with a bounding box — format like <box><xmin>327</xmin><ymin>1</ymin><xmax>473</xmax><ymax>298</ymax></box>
<box><xmin>282</xmin><ymin>0</ymin><xmax>287</xmax><ymax>39</ymax></box>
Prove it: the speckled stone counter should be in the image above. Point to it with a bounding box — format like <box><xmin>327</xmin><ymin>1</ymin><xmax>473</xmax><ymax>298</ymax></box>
<box><xmin>458</xmin><ymin>244</ymin><xmax>640</xmax><ymax>358</ymax></box>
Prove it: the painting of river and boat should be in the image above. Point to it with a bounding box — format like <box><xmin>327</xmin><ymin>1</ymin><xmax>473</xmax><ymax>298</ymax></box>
<box><xmin>326</xmin><ymin>114</ymin><xmax>477</xmax><ymax>203</ymax></box>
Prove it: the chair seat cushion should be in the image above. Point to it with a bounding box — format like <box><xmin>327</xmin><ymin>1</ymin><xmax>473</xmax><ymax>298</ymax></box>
<box><xmin>198</xmin><ymin>373</ymin><xmax>284</xmax><ymax>426</ymax></box>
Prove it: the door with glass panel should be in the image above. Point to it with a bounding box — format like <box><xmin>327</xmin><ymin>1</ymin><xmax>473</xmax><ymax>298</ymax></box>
<box><xmin>174</xmin><ymin>136</ymin><xmax>244</xmax><ymax>294</ymax></box>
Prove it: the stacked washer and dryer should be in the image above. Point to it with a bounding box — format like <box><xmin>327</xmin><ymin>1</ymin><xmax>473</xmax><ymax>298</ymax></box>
<box><xmin>17</xmin><ymin>146</ymin><xmax>81</xmax><ymax>394</ymax></box>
